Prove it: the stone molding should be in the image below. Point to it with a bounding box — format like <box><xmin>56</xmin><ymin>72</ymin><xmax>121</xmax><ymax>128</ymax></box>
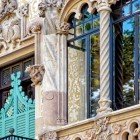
<box><xmin>25</xmin><ymin>64</ymin><xmax>45</xmax><ymax>86</ymax></box>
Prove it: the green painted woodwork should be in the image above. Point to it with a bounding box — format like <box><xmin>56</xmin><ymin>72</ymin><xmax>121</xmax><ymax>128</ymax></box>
<box><xmin>0</xmin><ymin>72</ymin><xmax>35</xmax><ymax>139</ymax></box>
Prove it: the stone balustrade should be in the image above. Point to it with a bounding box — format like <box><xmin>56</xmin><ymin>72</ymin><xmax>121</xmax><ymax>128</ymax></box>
<box><xmin>39</xmin><ymin>104</ymin><xmax>140</xmax><ymax>140</ymax></box>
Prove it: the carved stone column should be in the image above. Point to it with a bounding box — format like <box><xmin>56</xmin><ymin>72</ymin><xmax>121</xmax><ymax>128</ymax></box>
<box><xmin>95</xmin><ymin>0</ymin><xmax>117</xmax><ymax>115</ymax></box>
<box><xmin>56</xmin><ymin>22</ymin><xmax>70</xmax><ymax>125</ymax></box>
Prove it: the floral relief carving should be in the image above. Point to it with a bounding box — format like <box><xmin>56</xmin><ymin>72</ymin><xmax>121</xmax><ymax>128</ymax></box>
<box><xmin>25</xmin><ymin>65</ymin><xmax>45</xmax><ymax>86</ymax></box>
<box><xmin>0</xmin><ymin>0</ymin><xmax>17</xmax><ymax>21</ymax></box>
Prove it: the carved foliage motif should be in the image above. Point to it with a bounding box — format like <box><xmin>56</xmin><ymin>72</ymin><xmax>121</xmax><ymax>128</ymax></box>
<box><xmin>0</xmin><ymin>0</ymin><xmax>17</xmax><ymax>21</ymax></box>
<box><xmin>25</xmin><ymin>65</ymin><xmax>45</xmax><ymax>86</ymax></box>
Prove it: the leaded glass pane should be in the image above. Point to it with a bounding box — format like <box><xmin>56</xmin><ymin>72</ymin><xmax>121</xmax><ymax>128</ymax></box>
<box><xmin>90</xmin><ymin>34</ymin><xmax>100</xmax><ymax>117</ymax></box>
<box><xmin>1</xmin><ymin>68</ymin><xmax>11</xmax><ymax>86</ymax></box>
<box><xmin>132</xmin><ymin>0</ymin><xmax>140</xmax><ymax>13</ymax></box>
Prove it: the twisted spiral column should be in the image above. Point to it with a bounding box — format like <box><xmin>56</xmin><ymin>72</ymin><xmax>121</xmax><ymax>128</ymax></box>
<box><xmin>97</xmin><ymin>3</ymin><xmax>112</xmax><ymax>115</ymax></box>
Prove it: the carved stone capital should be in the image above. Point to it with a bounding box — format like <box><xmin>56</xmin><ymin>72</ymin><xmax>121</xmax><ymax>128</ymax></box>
<box><xmin>25</xmin><ymin>65</ymin><xmax>45</xmax><ymax>86</ymax></box>
<box><xmin>45</xmin><ymin>131</ymin><xmax>58</xmax><ymax>140</ymax></box>
<box><xmin>28</xmin><ymin>22</ymin><xmax>42</xmax><ymax>35</ymax></box>
<box><xmin>18</xmin><ymin>3</ymin><xmax>29</xmax><ymax>17</ymax></box>
<box><xmin>90</xmin><ymin>0</ymin><xmax>118</xmax><ymax>12</ymax></box>
<box><xmin>56</xmin><ymin>22</ymin><xmax>70</xmax><ymax>35</ymax></box>
<box><xmin>0</xmin><ymin>0</ymin><xmax>17</xmax><ymax>21</ymax></box>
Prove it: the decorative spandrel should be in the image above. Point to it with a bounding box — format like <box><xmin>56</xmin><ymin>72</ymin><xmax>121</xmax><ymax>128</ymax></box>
<box><xmin>0</xmin><ymin>72</ymin><xmax>35</xmax><ymax>139</ymax></box>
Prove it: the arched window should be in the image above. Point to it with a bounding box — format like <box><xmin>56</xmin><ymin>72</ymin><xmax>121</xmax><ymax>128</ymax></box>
<box><xmin>111</xmin><ymin>0</ymin><xmax>140</xmax><ymax>110</ymax></box>
<box><xmin>67</xmin><ymin>4</ymin><xmax>100</xmax><ymax>119</ymax></box>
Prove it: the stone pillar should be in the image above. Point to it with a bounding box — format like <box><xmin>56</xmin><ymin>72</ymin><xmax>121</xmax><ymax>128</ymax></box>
<box><xmin>96</xmin><ymin>1</ymin><xmax>117</xmax><ymax>115</ymax></box>
<box><xmin>56</xmin><ymin>22</ymin><xmax>70</xmax><ymax>125</ymax></box>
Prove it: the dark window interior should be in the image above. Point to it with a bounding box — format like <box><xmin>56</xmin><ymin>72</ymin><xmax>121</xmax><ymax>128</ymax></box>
<box><xmin>0</xmin><ymin>56</ymin><xmax>34</xmax><ymax>108</ymax></box>
<box><xmin>111</xmin><ymin>0</ymin><xmax>140</xmax><ymax>110</ymax></box>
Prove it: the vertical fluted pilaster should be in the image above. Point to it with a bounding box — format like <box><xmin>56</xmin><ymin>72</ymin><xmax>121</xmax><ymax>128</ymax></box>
<box><xmin>97</xmin><ymin>2</ymin><xmax>112</xmax><ymax>115</ymax></box>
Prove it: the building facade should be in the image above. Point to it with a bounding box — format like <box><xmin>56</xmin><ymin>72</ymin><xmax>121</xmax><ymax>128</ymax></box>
<box><xmin>0</xmin><ymin>0</ymin><xmax>140</xmax><ymax>139</ymax></box>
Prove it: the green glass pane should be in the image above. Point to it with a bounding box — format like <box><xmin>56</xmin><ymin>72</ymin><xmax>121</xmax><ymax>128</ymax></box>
<box><xmin>84</xmin><ymin>22</ymin><xmax>92</xmax><ymax>32</ymax></box>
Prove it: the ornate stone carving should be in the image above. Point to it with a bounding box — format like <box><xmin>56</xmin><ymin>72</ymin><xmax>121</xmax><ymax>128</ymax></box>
<box><xmin>91</xmin><ymin>0</ymin><xmax>119</xmax><ymax>115</ymax></box>
<box><xmin>56</xmin><ymin>22</ymin><xmax>70</xmax><ymax>35</ymax></box>
<box><xmin>38</xmin><ymin>2</ymin><xmax>46</xmax><ymax>17</ymax></box>
<box><xmin>0</xmin><ymin>25</ymin><xmax>8</xmax><ymax>52</ymax></box>
<box><xmin>93</xmin><ymin>117</ymin><xmax>112</xmax><ymax>140</ymax></box>
<box><xmin>0</xmin><ymin>17</ymin><xmax>21</xmax><ymax>50</ymax></box>
<box><xmin>25</xmin><ymin>65</ymin><xmax>45</xmax><ymax>86</ymax></box>
<box><xmin>0</xmin><ymin>0</ymin><xmax>17</xmax><ymax>21</ymax></box>
<box><xmin>8</xmin><ymin>18</ymin><xmax>21</xmax><ymax>45</ymax></box>
<box><xmin>18</xmin><ymin>3</ymin><xmax>29</xmax><ymax>17</ymax></box>
<box><xmin>111</xmin><ymin>122</ymin><xmax>127</xmax><ymax>135</ymax></box>
<box><xmin>28</xmin><ymin>22</ymin><xmax>42</xmax><ymax>35</ymax></box>
<box><xmin>45</xmin><ymin>131</ymin><xmax>58</xmax><ymax>140</ymax></box>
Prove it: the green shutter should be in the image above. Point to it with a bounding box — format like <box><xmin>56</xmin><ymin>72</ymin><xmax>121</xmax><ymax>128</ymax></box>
<box><xmin>0</xmin><ymin>72</ymin><xmax>35</xmax><ymax>139</ymax></box>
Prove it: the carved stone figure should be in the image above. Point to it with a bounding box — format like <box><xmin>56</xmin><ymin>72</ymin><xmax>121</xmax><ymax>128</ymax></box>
<box><xmin>0</xmin><ymin>25</ymin><xmax>9</xmax><ymax>52</ymax></box>
<box><xmin>8</xmin><ymin>18</ymin><xmax>21</xmax><ymax>45</ymax></box>
<box><xmin>25</xmin><ymin>65</ymin><xmax>45</xmax><ymax>86</ymax></box>
<box><xmin>38</xmin><ymin>0</ymin><xmax>63</xmax><ymax>34</ymax></box>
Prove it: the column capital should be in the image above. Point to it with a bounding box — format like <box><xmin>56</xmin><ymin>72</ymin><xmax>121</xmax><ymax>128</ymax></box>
<box><xmin>90</xmin><ymin>0</ymin><xmax>118</xmax><ymax>12</ymax></box>
<box><xmin>56</xmin><ymin>22</ymin><xmax>70</xmax><ymax>35</ymax></box>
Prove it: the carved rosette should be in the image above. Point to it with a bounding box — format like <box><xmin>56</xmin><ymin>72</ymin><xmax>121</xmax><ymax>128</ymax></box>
<box><xmin>25</xmin><ymin>65</ymin><xmax>45</xmax><ymax>86</ymax></box>
<box><xmin>56</xmin><ymin>22</ymin><xmax>70</xmax><ymax>35</ymax></box>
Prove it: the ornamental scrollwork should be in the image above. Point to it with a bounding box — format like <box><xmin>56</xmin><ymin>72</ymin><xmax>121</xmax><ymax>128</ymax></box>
<box><xmin>25</xmin><ymin>65</ymin><xmax>45</xmax><ymax>86</ymax></box>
